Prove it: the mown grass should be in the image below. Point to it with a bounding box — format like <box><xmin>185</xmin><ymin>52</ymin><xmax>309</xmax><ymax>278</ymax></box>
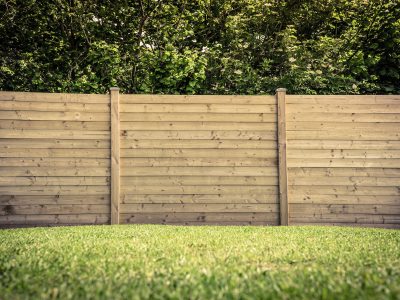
<box><xmin>0</xmin><ymin>225</ymin><xmax>399</xmax><ymax>300</ymax></box>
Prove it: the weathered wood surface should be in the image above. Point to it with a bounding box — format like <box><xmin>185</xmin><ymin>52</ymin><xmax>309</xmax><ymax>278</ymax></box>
<box><xmin>287</xmin><ymin>94</ymin><xmax>400</xmax><ymax>228</ymax></box>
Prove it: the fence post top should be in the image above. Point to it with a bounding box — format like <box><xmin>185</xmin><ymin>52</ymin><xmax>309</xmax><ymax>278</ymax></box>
<box><xmin>110</xmin><ymin>87</ymin><xmax>120</xmax><ymax>91</ymax></box>
<box><xmin>276</xmin><ymin>88</ymin><xmax>287</xmax><ymax>93</ymax></box>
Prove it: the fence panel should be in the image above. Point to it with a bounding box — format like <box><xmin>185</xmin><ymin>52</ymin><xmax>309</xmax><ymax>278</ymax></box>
<box><xmin>0</xmin><ymin>92</ymin><xmax>111</xmax><ymax>226</ymax></box>
<box><xmin>286</xmin><ymin>95</ymin><xmax>400</xmax><ymax>228</ymax></box>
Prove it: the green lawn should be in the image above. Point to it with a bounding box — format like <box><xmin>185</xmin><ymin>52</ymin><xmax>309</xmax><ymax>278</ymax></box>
<box><xmin>0</xmin><ymin>225</ymin><xmax>399</xmax><ymax>300</ymax></box>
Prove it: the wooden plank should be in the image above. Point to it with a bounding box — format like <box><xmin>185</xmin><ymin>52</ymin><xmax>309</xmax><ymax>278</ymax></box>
<box><xmin>288</xmin><ymin>149</ymin><xmax>400</xmax><ymax>159</ymax></box>
<box><xmin>0</xmin><ymin>186</ymin><xmax>110</xmax><ymax>195</ymax></box>
<box><xmin>287</xmin><ymin>122</ymin><xmax>400</xmax><ymax>132</ymax></box>
<box><xmin>289</xmin><ymin>222</ymin><xmax>400</xmax><ymax>229</ymax></box>
<box><xmin>0</xmin><ymin>158</ymin><xmax>110</xmax><ymax>167</ymax></box>
<box><xmin>289</xmin><ymin>176</ymin><xmax>400</xmax><ymax>187</ymax></box>
<box><xmin>121</xmin><ymin>194</ymin><xmax>278</xmax><ymax>204</ymax></box>
<box><xmin>287</xmin><ymin>140</ymin><xmax>400</xmax><ymax>150</ymax></box>
<box><xmin>121</xmin><ymin>112</ymin><xmax>277</xmax><ymax>122</ymax></box>
<box><xmin>0</xmin><ymin>91</ymin><xmax>109</xmax><ymax>103</ymax></box>
<box><xmin>0</xmin><ymin>204</ymin><xmax>110</xmax><ymax>215</ymax></box>
<box><xmin>121</xmin><ymin>166</ymin><xmax>277</xmax><ymax>176</ymax></box>
<box><xmin>121</xmin><ymin>130</ymin><xmax>276</xmax><ymax>140</ymax></box>
<box><xmin>0</xmin><ymin>129</ymin><xmax>110</xmax><ymax>140</ymax></box>
<box><xmin>290</xmin><ymin>213</ymin><xmax>400</xmax><ymax>224</ymax></box>
<box><xmin>288</xmin><ymin>167</ymin><xmax>400</xmax><ymax>177</ymax></box>
<box><xmin>288</xmin><ymin>158</ymin><xmax>400</xmax><ymax>168</ymax></box>
<box><xmin>121</xmin><ymin>104</ymin><xmax>276</xmax><ymax>113</ymax></box>
<box><xmin>122</xmin><ymin>185</ymin><xmax>278</xmax><ymax>195</ymax></box>
<box><xmin>121</xmin><ymin>203</ymin><xmax>279</xmax><ymax>213</ymax></box>
<box><xmin>276</xmin><ymin>88</ymin><xmax>288</xmax><ymax>226</ymax></box>
<box><xmin>121</xmin><ymin>139</ymin><xmax>277</xmax><ymax>149</ymax></box>
<box><xmin>121</xmin><ymin>176</ymin><xmax>278</xmax><ymax>186</ymax></box>
<box><xmin>0</xmin><ymin>111</ymin><xmax>109</xmax><ymax>121</ymax></box>
<box><xmin>120</xmin><ymin>94</ymin><xmax>276</xmax><ymax>104</ymax></box>
<box><xmin>0</xmin><ymin>139</ymin><xmax>110</xmax><ymax>149</ymax></box>
<box><xmin>286</xmin><ymin>95</ymin><xmax>400</xmax><ymax>104</ymax></box>
<box><xmin>0</xmin><ymin>214</ymin><xmax>111</xmax><ymax>226</ymax></box>
<box><xmin>287</xmin><ymin>130</ymin><xmax>399</xmax><ymax>141</ymax></box>
<box><xmin>289</xmin><ymin>185</ymin><xmax>400</xmax><ymax>196</ymax></box>
<box><xmin>121</xmin><ymin>149</ymin><xmax>277</xmax><ymax>158</ymax></box>
<box><xmin>0</xmin><ymin>101</ymin><xmax>109</xmax><ymax>112</ymax></box>
<box><xmin>110</xmin><ymin>87</ymin><xmax>120</xmax><ymax>225</ymax></box>
<box><xmin>288</xmin><ymin>194</ymin><xmax>400</xmax><ymax>205</ymax></box>
<box><xmin>287</xmin><ymin>103</ymin><xmax>400</xmax><ymax>113</ymax></box>
<box><xmin>0</xmin><ymin>167</ymin><xmax>109</xmax><ymax>176</ymax></box>
<box><xmin>121</xmin><ymin>212</ymin><xmax>279</xmax><ymax>224</ymax></box>
<box><xmin>0</xmin><ymin>149</ymin><xmax>110</xmax><ymax>158</ymax></box>
<box><xmin>287</xmin><ymin>112</ymin><xmax>400</xmax><ymax>122</ymax></box>
<box><xmin>121</xmin><ymin>157</ymin><xmax>277</xmax><ymax>167</ymax></box>
<box><xmin>290</xmin><ymin>204</ymin><xmax>400</xmax><ymax>215</ymax></box>
<box><xmin>121</xmin><ymin>121</ymin><xmax>276</xmax><ymax>131</ymax></box>
<box><xmin>0</xmin><ymin>176</ymin><xmax>109</xmax><ymax>186</ymax></box>
<box><xmin>0</xmin><ymin>120</ymin><xmax>110</xmax><ymax>130</ymax></box>
<box><xmin>0</xmin><ymin>195</ymin><xmax>110</xmax><ymax>205</ymax></box>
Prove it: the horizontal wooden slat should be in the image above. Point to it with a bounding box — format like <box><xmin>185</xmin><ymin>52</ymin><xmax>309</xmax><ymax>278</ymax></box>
<box><xmin>289</xmin><ymin>194</ymin><xmax>399</xmax><ymax>205</ymax></box>
<box><xmin>121</xmin><ymin>157</ymin><xmax>277</xmax><ymax>167</ymax></box>
<box><xmin>0</xmin><ymin>129</ymin><xmax>110</xmax><ymax>140</ymax></box>
<box><xmin>121</xmin><ymin>121</ymin><xmax>276</xmax><ymax>131</ymax></box>
<box><xmin>0</xmin><ymin>176</ymin><xmax>109</xmax><ymax>186</ymax></box>
<box><xmin>286</xmin><ymin>95</ymin><xmax>400</xmax><ymax>104</ymax></box>
<box><xmin>120</xmin><ymin>94</ymin><xmax>276</xmax><ymax>104</ymax></box>
<box><xmin>121</xmin><ymin>104</ymin><xmax>276</xmax><ymax>113</ymax></box>
<box><xmin>121</xmin><ymin>112</ymin><xmax>277</xmax><ymax>122</ymax></box>
<box><xmin>121</xmin><ymin>176</ymin><xmax>277</xmax><ymax>186</ymax></box>
<box><xmin>287</xmin><ymin>122</ymin><xmax>400</xmax><ymax>131</ymax></box>
<box><xmin>288</xmin><ymin>158</ymin><xmax>400</xmax><ymax>168</ymax></box>
<box><xmin>121</xmin><ymin>212</ymin><xmax>278</xmax><ymax>224</ymax></box>
<box><xmin>122</xmin><ymin>185</ymin><xmax>278</xmax><ymax>195</ymax></box>
<box><xmin>0</xmin><ymin>167</ymin><xmax>109</xmax><ymax>176</ymax></box>
<box><xmin>121</xmin><ymin>149</ymin><xmax>276</xmax><ymax>158</ymax></box>
<box><xmin>290</xmin><ymin>204</ymin><xmax>400</xmax><ymax>215</ymax></box>
<box><xmin>0</xmin><ymin>139</ymin><xmax>110</xmax><ymax>149</ymax></box>
<box><xmin>287</xmin><ymin>113</ymin><xmax>400</xmax><ymax>122</ymax></box>
<box><xmin>0</xmin><ymin>120</ymin><xmax>110</xmax><ymax>130</ymax></box>
<box><xmin>121</xmin><ymin>130</ymin><xmax>276</xmax><ymax>140</ymax></box>
<box><xmin>0</xmin><ymin>195</ymin><xmax>110</xmax><ymax>205</ymax></box>
<box><xmin>0</xmin><ymin>204</ymin><xmax>110</xmax><ymax>215</ymax></box>
<box><xmin>289</xmin><ymin>222</ymin><xmax>400</xmax><ymax>229</ymax></box>
<box><xmin>287</xmin><ymin>130</ymin><xmax>399</xmax><ymax>140</ymax></box>
<box><xmin>288</xmin><ymin>104</ymin><xmax>400</xmax><ymax>113</ymax></box>
<box><xmin>121</xmin><ymin>166</ymin><xmax>277</xmax><ymax>176</ymax></box>
<box><xmin>288</xmin><ymin>167</ymin><xmax>400</xmax><ymax>177</ymax></box>
<box><xmin>0</xmin><ymin>186</ymin><xmax>110</xmax><ymax>195</ymax></box>
<box><xmin>121</xmin><ymin>139</ymin><xmax>277</xmax><ymax>149</ymax></box>
<box><xmin>0</xmin><ymin>149</ymin><xmax>109</xmax><ymax>158</ymax></box>
<box><xmin>288</xmin><ymin>149</ymin><xmax>400</xmax><ymax>159</ymax></box>
<box><xmin>0</xmin><ymin>101</ymin><xmax>109</xmax><ymax>112</ymax></box>
<box><xmin>0</xmin><ymin>92</ymin><xmax>109</xmax><ymax>103</ymax></box>
<box><xmin>289</xmin><ymin>185</ymin><xmax>400</xmax><ymax>196</ymax></box>
<box><xmin>121</xmin><ymin>194</ymin><xmax>278</xmax><ymax>204</ymax></box>
<box><xmin>289</xmin><ymin>176</ymin><xmax>399</xmax><ymax>187</ymax></box>
<box><xmin>0</xmin><ymin>111</ymin><xmax>109</xmax><ymax>121</ymax></box>
<box><xmin>288</xmin><ymin>140</ymin><xmax>400</xmax><ymax>150</ymax></box>
<box><xmin>0</xmin><ymin>214</ymin><xmax>110</xmax><ymax>226</ymax></box>
<box><xmin>121</xmin><ymin>203</ymin><xmax>278</xmax><ymax>213</ymax></box>
<box><xmin>0</xmin><ymin>158</ymin><xmax>110</xmax><ymax>167</ymax></box>
<box><xmin>290</xmin><ymin>213</ymin><xmax>400</xmax><ymax>224</ymax></box>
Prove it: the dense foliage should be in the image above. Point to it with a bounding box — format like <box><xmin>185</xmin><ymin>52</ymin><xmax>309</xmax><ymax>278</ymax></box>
<box><xmin>1</xmin><ymin>0</ymin><xmax>399</xmax><ymax>94</ymax></box>
<box><xmin>1</xmin><ymin>225</ymin><xmax>399</xmax><ymax>299</ymax></box>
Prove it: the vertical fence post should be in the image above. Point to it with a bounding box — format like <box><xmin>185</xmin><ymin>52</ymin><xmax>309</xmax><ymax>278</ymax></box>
<box><xmin>276</xmin><ymin>88</ymin><xmax>289</xmax><ymax>226</ymax></box>
<box><xmin>110</xmin><ymin>87</ymin><xmax>120</xmax><ymax>225</ymax></box>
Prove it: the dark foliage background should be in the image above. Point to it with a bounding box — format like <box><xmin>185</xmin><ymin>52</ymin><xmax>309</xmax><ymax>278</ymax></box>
<box><xmin>1</xmin><ymin>0</ymin><xmax>399</xmax><ymax>94</ymax></box>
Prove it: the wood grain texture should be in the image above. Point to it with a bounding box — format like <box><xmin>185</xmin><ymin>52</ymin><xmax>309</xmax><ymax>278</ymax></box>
<box><xmin>110</xmin><ymin>87</ymin><xmax>120</xmax><ymax>225</ymax></box>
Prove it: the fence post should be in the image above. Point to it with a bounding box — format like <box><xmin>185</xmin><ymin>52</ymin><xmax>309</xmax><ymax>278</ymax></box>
<box><xmin>276</xmin><ymin>88</ymin><xmax>289</xmax><ymax>225</ymax></box>
<box><xmin>110</xmin><ymin>87</ymin><xmax>120</xmax><ymax>225</ymax></box>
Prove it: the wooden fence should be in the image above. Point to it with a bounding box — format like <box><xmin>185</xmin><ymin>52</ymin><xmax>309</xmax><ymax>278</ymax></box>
<box><xmin>0</xmin><ymin>90</ymin><xmax>399</xmax><ymax>228</ymax></box>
